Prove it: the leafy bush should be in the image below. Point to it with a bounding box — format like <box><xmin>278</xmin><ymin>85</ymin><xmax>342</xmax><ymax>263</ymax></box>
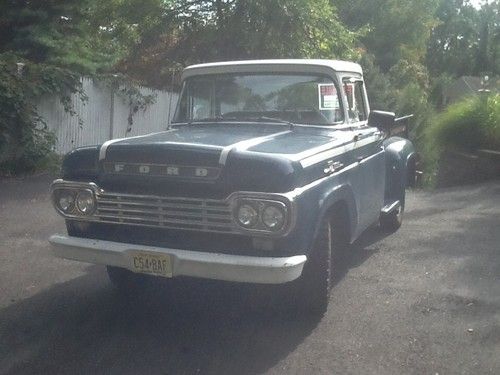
<box><xmin>422</xmin><ymin>93</ymin><xmax>500</xmax><ymax>185</ymax></box>
<box><xmin>482</xmin><ymin>94</ymin><xmax>500</xmax><ymax>148</ymax></box>
<box><xmin>0</xmin><ymin>53</ymin><xmax>82</xmax><ymax>175</ymax></box>
<box><xmin>362</xmin><ymin>54</ymin><xmax>435</xmax><ymax>145</ymax></box>
<box><xmin>426</xmin><ymin>93</ymin><xmax>500</xmax><ymax>152</ymax></box>
<box><xmin>0</xmin><ymin>52</ymin><xmax>155</xmax><ymax>176</ymax></box>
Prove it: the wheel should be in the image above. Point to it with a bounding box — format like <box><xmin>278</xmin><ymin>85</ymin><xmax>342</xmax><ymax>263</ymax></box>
<box><xmin>379</xmin><ymin>202</ymin><xmax>404</xmax><ymax>232</ymax></box>
<box><xmin>287</xmin><ymin>216</ymin><xmax>341</xmax><ymax>315</ymax></box>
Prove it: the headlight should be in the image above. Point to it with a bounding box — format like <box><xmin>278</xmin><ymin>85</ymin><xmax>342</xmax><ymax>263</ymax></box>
<box><xmin>75</xmin><ymin>189</ymin><xmax>96</xmax><ymax>215</ymax></box>
<box><xmin>262</xmin><ymin>205</ymin><xmax>285</xmax><ymax>230</ymax></box>
<box><xmin>236</xmin><ymin>203</ymin><xmax>259</xmax><ymax>228</ymax></box>
<box><xmin>233</xmin><ymin>197</ymin><xmax>290</xmax><ymax>234</ymax></box>
<box><xmin>56</xmin><ymin>189</ymin><xmax>76</xmax><ymax>213</ymax></box>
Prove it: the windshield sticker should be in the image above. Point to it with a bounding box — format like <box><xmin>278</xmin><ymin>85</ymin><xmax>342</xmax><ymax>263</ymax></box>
<box><xmin>318</xmin><ymin>84</ymin><xmax>339</xmax><ymax>110</ymax></box>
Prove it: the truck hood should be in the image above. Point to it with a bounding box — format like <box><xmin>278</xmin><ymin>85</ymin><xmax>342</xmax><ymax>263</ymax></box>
<box><xmin>66</xmin><ymin>123</ymin><xmax>353</xmax><ymax>196</ymax></box>
<box><xmin>101</xmin><ymin>124</ymin><xmax>290</xmax><ymax>166</ymax></box>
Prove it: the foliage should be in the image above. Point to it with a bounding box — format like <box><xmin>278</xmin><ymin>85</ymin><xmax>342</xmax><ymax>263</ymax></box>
<box><xmin>0</xmin><ymin>52</ymin><xmax>86</xmax><ymax>174</ymax></box>
<box><xmin>337</xmin><ymin>0</ymin><xmax>439</xmax><ymax>72</ymax></box>
<box><xmin>100</xmin><ymin>73</ymin><xmax>157</xmax><ymax>133</ymax></box>
<box><xmin>360</xmin><ymin>53</ymin><xmax>434</xmax><ymax>143</ymax></box>
<box><xmin>118</xmin><ymin>0</ymin><xmax>362</xmax><ymax>86</ymax></box>
<box><xmin>426</xmin><ymin>94</ymin><xmax>499</xmax><ymax>151</ymax></box>
<box><xmin>0</xmin><ymin>0</ymin><xmax>118</xmax><ymax>74</ymax></box>
<box><xmin>427</xmin><ymin>0</ymin><xmax>500</xmax><ymax>77</ymax></box>
<box><xmin>0</xmin><ymin>0</ymin><xmax>158</xmax><ymax>174</ymax></box>
<box><xmin>359</xmin><ymin>54</ymin><xmax>395</xmax><ymax>111</ymax></box>
<box><xmin>422</xmin><ymin>93</ymin><xmax>500</xmax><ymax>184</ymax></box>
<box><xmin>337</xmin><ymin>0</ymin><xmax>439</xmax><ymax>147</ymax></box>
<box><xmin>479</xmin><ymin>93</ymin><xmax>500</xmax><ymax>149</ymax></box>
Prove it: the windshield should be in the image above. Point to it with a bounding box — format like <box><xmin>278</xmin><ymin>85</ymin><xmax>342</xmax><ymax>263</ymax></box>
<box><xmin>173</xmin><ymin>73</ymin><xmax>344</xmax><ymax>125</ymax></box>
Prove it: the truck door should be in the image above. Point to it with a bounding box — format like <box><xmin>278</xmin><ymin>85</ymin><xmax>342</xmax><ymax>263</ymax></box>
<box><xmin>342</xmin><ymin>77</ymin><xmax>385</xmax><ymax>238</ymax></box>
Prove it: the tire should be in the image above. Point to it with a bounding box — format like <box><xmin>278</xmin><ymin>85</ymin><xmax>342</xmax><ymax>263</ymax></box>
<box><xmin>288</xmin><ymin>217</ymin><xmax>339</xmax><ymax>315</ymax></box>
<box><xmin>379</xmin><ymin>202</ymin><xmax>404</xmax><ymax>232</ymax></box>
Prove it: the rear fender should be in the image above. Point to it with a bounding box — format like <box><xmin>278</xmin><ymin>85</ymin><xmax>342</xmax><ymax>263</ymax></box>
<box><xmin>383</xmin><ymin>137</ymin><xmax>416</xmax><ymax>204</ymax></box>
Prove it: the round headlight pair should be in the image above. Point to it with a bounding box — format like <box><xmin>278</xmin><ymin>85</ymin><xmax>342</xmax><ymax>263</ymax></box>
<box><xmin>235</xmin><ymin>201</ymin><xmax>286</xmax><ymax>232</ymax></box>
<box><xmin>55</xmin><ymin>189</ymin><xmax>95</xmax><ymax>215</ymax></box>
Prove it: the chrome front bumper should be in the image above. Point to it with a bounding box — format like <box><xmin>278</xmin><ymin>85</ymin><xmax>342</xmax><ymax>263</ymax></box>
<box><xmin>49</xmin><ymin>234</ymin><xmax>307</xmax><ymax>284</ymax></box>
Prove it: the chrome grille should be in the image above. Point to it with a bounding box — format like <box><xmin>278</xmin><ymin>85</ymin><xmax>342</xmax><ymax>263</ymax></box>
<box><xmin>95</xmin><ymin>192</ymin><xmax>236</xmax><ymax>233</ymax></box>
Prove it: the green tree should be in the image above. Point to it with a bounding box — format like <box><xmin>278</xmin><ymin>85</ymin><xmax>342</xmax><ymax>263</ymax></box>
<box><xmin>119</xmin><ymin>0</ymin><xmax>362</xmax><ymax>86</ymax></box>
<box><xmin>475</xmin><ymin>0</ymin><xmax>500</xmax><ymax>75</ymax></box>
<box><xmin>0</xmin><ymin>0</ymin><xmax>119</xmax><ymax>73</ymax></box>
<box><xmin>426</xmin><ymin>0</ymin><xmax>481</xmax><ymax>76</ymax></box>
<box><xmin>427</xmin><ymin>0</ymin><xmax>499</xmax><ymax>77</ymax></box>
<box><xmin>336</xmin><ymin>0</ymin><xmax>439</xmax><ymax>72</ymax></box>
<box><xmin>0</xmin><ymin>0</ymin><xmax>164</xmax><ymax>173</ymax></box>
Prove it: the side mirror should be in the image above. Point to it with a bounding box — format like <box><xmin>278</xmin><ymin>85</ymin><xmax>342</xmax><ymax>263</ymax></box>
<box><xmin>368</xmin><ymin>110</ymin><xmax>395</xmax><ymax>132</ymax></box>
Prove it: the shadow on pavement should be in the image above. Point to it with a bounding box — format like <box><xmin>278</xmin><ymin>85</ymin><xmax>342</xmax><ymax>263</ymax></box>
<box><xmin>0</xmin><ymin>227</ymin><xmax>386</xmax><ymax>375</ymax></box>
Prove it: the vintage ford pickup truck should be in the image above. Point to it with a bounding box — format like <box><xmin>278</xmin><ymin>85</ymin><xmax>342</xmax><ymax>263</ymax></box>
<box><xmin>49</xmin><ymin>59</ymin><xmax>416</xmax><ymax>313</ymax></box>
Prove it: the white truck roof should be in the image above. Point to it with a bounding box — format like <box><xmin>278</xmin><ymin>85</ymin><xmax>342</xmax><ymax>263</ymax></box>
<box><xmin>182</xmin><ymin>59</ymin><xmax>363</xmax><ymax>80</ymax></box>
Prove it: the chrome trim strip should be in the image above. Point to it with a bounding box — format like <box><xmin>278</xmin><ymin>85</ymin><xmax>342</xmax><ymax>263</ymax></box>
<box><xmin>96</xmin><ymin>189</ymin><xmax>225</xmax><ymax>203</ymax></box>
<box><xmin>99</xmin><ymin>138</ymin><xmax>124</xmax><ymax>161</ymax></box>
<box><xmin>95</xmin><ymin>213</ymin><xmax>233</xmax><ymax>228</ymax></box>
<box><xmin>381</xmin><ymin>200</ymin><xmax>401</xmax><ymax>214</ymax></box>
<box><xmin>98</xmin><ymin>131</ymin><xmax>169</xmax><ymax>161</ymax></box>
<box><xmin>49</xmin><ymin>234</ymin><xmax>307</xmax><ymax>284</ymax></box>
<box><xmin>276</xmin><ymin>131</ymin><xmax>353</xmax><ymax>162</ymax></box>
<box><xmin>97</xmin><ymin>200</ymin><xmax>230</xmax><ymax>213</ymax></box>
<box><xmin>219</xmin><ymin>130</ymin><xmax>292</xmax><ymax>165</ymax></box>
<box><xmin>299</xmin><ymin>134</ymin><xmax>381</xmax><ymax>168</ymax></box>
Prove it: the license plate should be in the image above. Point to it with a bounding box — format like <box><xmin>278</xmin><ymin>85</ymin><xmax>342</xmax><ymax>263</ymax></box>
<box><xmin>130</xmin><ymin>252</ymin><xmax>173</xmax><ymax>277</ymax></box>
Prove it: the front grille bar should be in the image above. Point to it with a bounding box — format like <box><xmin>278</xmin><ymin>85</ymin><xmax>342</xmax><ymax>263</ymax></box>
<box><xmin>94</xmin><ymin>192</ymin><xmax>237</xmax><ymax>233</ymax></box>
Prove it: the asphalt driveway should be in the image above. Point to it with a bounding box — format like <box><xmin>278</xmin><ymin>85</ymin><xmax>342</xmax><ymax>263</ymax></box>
<box><xmin>0</xmin><ymin>175</ymin><xmax>499</xmax><ymax>374</ymax></box>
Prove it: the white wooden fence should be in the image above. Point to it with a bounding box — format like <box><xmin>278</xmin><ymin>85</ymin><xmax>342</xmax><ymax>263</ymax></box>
<box><xmin>37</xmin><ymin>78</ymin><xmax>178</xmax><ymax>154</ymax></box>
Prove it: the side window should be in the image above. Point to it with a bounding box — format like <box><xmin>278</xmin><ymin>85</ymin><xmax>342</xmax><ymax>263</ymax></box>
<box><xmin>188</xmin><ymin>79</ymin><xmax>213</xmax><ymax>120</ymax></box>
<box><xmin>343</xmin><ymin>79</ymin><xmax>367</xmax><ymax>122</ymax></box>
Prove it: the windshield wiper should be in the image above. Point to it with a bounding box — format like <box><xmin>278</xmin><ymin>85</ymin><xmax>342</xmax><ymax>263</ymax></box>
<box><xmin>240</xmin><ymin>116</ymin><xmax>295</xmax><ymax>129</ymax></box>
<box><xmin>258</xmin><ymin>116</ymin><xmax>293</xmax><ymax>125</ymax></box>
<box><xmin>187</xmin><ymin>115</ymin><xmax>238</xmax><ymax>124</ymax></box>
<box><xmin>186</xmin><ymin>115</ymin><xmax>295</xmax><ymax>129</ymax></box>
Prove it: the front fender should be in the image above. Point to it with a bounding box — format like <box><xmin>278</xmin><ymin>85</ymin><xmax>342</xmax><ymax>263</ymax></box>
<box><xmin>281</xmin><ymin>174</ymin><xmax>358</xmax><ymax>256</ymax></box>
<box><xmin>313</xmin><ymin>183</ymin><xmax>357</xmax><ymax>244</ymax></box>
